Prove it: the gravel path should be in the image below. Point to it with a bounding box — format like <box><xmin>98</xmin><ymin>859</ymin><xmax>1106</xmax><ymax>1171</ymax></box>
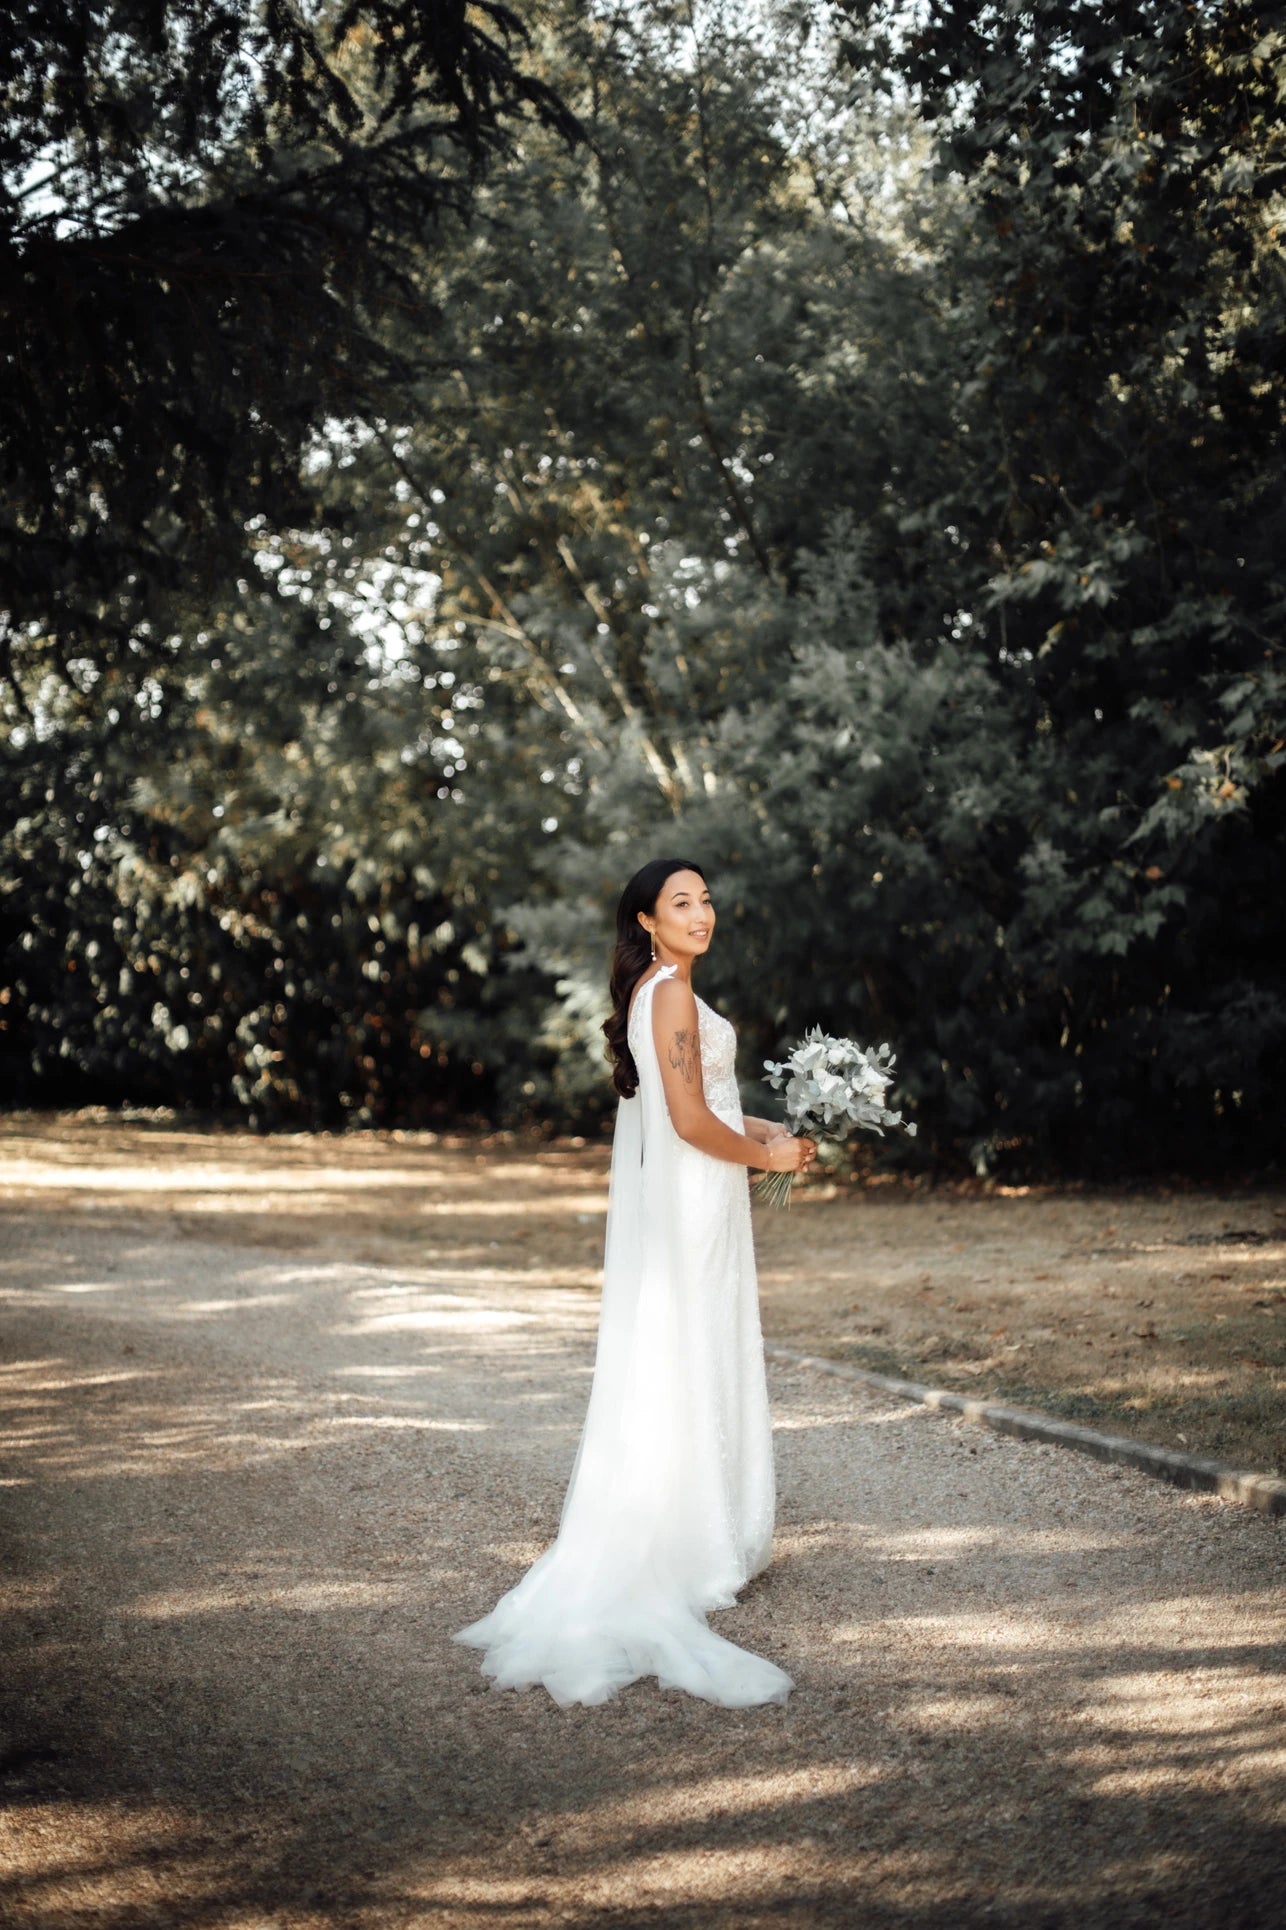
<box><xmin>1</xmin><ymin>1210</ymin><xmax>1283</xmax><ymax>1928</ymax></box>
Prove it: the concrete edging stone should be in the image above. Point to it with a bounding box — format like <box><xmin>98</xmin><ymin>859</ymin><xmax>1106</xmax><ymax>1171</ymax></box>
<box><xmin>763</xmin><ymin>1342</ymin><xmax>1286</xmax><ymax>1518</ymax></box>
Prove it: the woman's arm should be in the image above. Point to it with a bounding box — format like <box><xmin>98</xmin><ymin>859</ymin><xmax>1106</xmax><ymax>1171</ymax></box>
<box><xmin>652</xmin><ymin>978</ymin><xmax>811</xmax><ymax>1173</ymax></box>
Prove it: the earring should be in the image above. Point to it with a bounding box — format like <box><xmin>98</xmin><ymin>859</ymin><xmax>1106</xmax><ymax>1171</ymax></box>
<box><xmin>648</xmin><ymin>929</ymin><xmax>656</xmax><ymax>961</ymax></box>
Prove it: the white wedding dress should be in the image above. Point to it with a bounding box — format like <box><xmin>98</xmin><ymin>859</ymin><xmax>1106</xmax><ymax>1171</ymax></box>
<box><xmin>452</xmin><ymin>964</ymin><xmax>794</xmax><ymax>1707</ymax></box>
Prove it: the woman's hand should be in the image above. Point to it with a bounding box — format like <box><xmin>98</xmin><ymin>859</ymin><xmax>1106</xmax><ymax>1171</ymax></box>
<box><xmin>762</xmin><ymin>1134</ymin><xmax>817</xmax><ymax>1174</ymax></box>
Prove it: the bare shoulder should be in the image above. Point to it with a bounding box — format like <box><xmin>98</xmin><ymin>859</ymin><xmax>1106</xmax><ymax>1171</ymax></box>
<box><xmin>651</xmin><ymin>974</ymin><xmax>698</xmax><ymax>1029</ymax></box>
<box><xmin>652</xmin><ymin>976</ymin><xmax>703</xmax><ymax>1090</ymax></box>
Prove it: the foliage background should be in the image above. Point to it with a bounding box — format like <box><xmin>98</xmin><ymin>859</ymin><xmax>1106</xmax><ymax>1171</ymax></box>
<box><xmin>2</xmin><ymin>0</ymin><xmax>1282</xmax><ymax>1178</ymax></box>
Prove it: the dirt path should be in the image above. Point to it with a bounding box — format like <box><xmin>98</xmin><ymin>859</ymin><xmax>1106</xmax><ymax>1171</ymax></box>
<box><xmin>1</xmin><ymin>1117</ymin><xmax>1282</xmax><ymax>1475</ymax></box>
<box><xmin>1</xmin><ymin>1210</ymin><xmax>1283</xmax><ymax>1929</ymax></box>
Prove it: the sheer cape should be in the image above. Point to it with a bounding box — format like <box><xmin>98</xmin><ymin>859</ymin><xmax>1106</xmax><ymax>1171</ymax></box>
<box><xmin>452</xmin><ymin>965</ymin><xmax>794</xmax><ymax>1707</ymax></box>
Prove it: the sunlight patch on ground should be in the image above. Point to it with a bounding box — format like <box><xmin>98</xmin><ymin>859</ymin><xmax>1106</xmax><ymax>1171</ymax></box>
<box><xmin>1066</xmin><ymin>1664</ymin><xmax>1286</xmax><ymax>1793</ymax></box>
<box><xmin>331</xmin><ymin>1362</ymin><xmax>444</xmax><ymax>1379</ymax></box>
<box><xmin>849</xmin><ymin>1523</ymin><xmax>1137</xmax><ymax>1559</ymax></box>
<box><xmin>0</xmin><ymin>1365</ymin><xmax>166</xmax><ymax>1394</ymax></box>
<box><xmin>340</xmin><ymin>1283</ymin><xmax>597</xmax><ymax>1335</ymax></box>
<box><xmin>1</xmin><ymin>1160</ymin><xmax>608</xmax><ymax>1219</ymax></box>
<box><xmin>0</xmin><ymin>1801</ymin><xmax>218</xmax><ymax>1905</ymax></box>
<box><xmin>324</xmin><ymin>1414</ymin><xmax>487</xmax><ymax>1431</ymax></box>
<box><xmin>831</xmin><ymin>1589</ymin><xmax>1286</xmax><ymax>1668</ymax></box>
<box><xmin>346</xmin><ymin>1306</ymin><xmax>541</xmax><ymax>1332</ymax></box>
<box><xmin>176</xmin><ymin>1294</ymin><xmax>300</xmax><ymax>1315</ymax></box>
<box><xmin>770</xmin><ymin>1400</ymin><xmax>926</xmax><ymax>1430</ymax></box>
<box><xmin>128</xmin><ymin>1577</ymin><xmax>417</xmax><ymax>1618</ymax></box>
<box><xmin>902</xmin><ymin>1691</ymin><xmax>1021</xmax><ymax>1728</ymax></box>
<box><xmin>399</xmin><ymin>1840</ymin><xmax>1019</xmax><ymax>1918</ymax></box>
<box><xmin>1088</xmin><ymin>1662</ymin><xmax>1286</xmax><ymax>1726</ymax></box>
<box><xmin>577</xmin><ymin>1761</ymin><xmax>881</xmax><ymax>1833</ymax></box>
<box><xmin>1084</xmin><ymin>1751</ymin><xmax>1286</xmax><ymax>1795</ymax></box>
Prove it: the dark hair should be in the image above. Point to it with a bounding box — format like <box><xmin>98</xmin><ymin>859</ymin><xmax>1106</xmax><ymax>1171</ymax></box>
<box><xmin>602</xmin><ymin>857</ymin><xmax>707</xmax><ymax>1099</ymax></box>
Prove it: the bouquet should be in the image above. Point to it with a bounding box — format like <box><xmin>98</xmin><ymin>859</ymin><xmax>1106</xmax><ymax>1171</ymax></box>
<box><xmin>756</xmin><ymin>1027</ymin><xmax>917</xmax><ymax>1208</ymax></box>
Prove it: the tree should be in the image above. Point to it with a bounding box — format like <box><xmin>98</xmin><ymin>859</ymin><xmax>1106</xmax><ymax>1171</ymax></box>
<box><xmin>5</xmin><ymin>0</ymin><xmax>1281</xmax><ymax>1175</ymax></box>
<box><xmin>3</xmin><ymin>0</ymin><xmax>956</xmax><ymax>1132</ymax></box>
<box><xmin>809</xmin><ymin>0</ymin><xmax>1286</xmax><ymax>1170</ymax></box>
<box><xmin>0</xmin><ymin>0</ymin><xmax>579</xmax><ymax>696</ymax></box>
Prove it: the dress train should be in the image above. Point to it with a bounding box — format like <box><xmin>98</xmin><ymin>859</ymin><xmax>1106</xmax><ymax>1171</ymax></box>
<box><xmin>452</xmin><ymin>966</ymin><xmax>793</xmax><ymax>1707</ymax></box>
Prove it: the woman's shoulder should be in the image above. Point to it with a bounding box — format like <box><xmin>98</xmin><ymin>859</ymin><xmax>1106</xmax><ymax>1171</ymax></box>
<box><xmin>628</xmin><ymin>963</ymin><xmax>679</xmax><ymax>1029</ymax></box>
<box><xmin>650</xmin><ymin>971</ymin><xmax>697</xmax><ymax>1026</ymax></box>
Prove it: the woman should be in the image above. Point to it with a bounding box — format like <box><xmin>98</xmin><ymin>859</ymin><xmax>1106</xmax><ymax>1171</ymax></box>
<box><xmin>452</xmin><ymin>857</ymin><xmax>816</xmax><ymax>1707</ymax></box>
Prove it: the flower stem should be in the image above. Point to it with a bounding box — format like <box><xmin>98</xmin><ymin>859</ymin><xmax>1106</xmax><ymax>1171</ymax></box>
<box><xmin>753</xmin><ymin>1169</ymin><xmax>795</xmax><ymax>1209</ymax></box>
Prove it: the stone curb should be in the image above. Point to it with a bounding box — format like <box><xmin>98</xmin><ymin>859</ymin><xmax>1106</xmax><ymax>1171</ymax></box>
<box><xmin>763</xmin><ymin>1343</ymin><xmax>1286</xmax><ymax>1518</ymax></box>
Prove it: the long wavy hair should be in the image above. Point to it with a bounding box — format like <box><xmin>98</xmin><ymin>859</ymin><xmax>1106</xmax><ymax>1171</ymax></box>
<box><xmin>602</xmin><ymin>857</ymin><xmax>708</xmax><ymax>1099</ymax></box>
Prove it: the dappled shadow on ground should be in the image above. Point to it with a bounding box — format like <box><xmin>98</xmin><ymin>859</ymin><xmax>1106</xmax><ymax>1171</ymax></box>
<box><xmin>6</xmin><ymin>1113</ymin><xmax>1284</xmax><ymax>1472</ymax></box>
<box><xmin>0</xmin><ymin>1117</ymin><xmax>613</xmax><ymax>1296</ymax></box>
<box><xmin>0</xmin><ymin>1218</ymin><xmax>1282</xmax><ymax>1929</ymax></box>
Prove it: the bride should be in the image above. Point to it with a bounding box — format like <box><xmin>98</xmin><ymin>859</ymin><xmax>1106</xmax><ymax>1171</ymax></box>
<box><xmin>452</xmin><ymin>857</ymin><xmax>816</xmax><ymax>1707</ymax></box>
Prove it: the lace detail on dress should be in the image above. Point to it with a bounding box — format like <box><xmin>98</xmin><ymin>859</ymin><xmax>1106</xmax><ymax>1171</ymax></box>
<box><xmin>694</xmin><ymin>995</ymin><xmax>741</xmax><ymax>1122</ymax></box>
<box><xmin>627</xmin><ymin>969</ymin><xmax>742</xmax><ymax>1125</ymax></box>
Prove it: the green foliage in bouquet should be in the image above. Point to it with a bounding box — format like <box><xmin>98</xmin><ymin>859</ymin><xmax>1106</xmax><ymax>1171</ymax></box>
<box><xmin>757</xmin><ymin>1027</ymin><xmax>917</xmax><ymax>1205</ymax></box>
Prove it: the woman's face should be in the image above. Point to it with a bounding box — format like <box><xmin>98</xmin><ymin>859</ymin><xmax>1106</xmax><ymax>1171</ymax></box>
<box><xmin>640</xmin><ymin>869</ymin><xmax>715</xmax><ymax>966</ymax></box>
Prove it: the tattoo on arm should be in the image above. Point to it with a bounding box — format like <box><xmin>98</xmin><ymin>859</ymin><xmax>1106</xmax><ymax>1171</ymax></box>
<box><xmin>668</xmin><ymin>1027</ymin><xmax>701</xmax><ymax>1087</ymax></box>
